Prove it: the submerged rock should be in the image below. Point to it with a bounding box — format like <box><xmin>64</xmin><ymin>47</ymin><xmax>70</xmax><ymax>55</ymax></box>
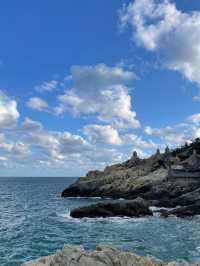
<box><xmin>70</xmin><ymin>198</ymin><xmax>152</xmax><ymax>218</ymax></box>
<box><xmin>22</xmin><ymin>245</ymin><xmax>199</xmax><ymax>266</ymax></box>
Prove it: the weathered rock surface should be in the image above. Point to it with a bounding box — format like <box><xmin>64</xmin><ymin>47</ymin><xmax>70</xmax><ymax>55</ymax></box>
<box><xmin>62</xmin><ymin>139</ymin><xmax>200</xmax><ymax>217</ymax></box>
<box><xmin>161</xmin><ymin>200</ymin><xmax>200</xmax><ymax>218</ymax></box>
<box><xmin>61</xmin><ymin>152</ymin><xmax>169</xmax><ymax>199</ymax></box>
<box><xmin>70</xmin><ymin>198</ymin><xmax>152</xmax><ymax>218</ymax></box>
<box><xmin>22</xmin><ymin>245</ymin><xmax>199</xmax><ymax>266</ymax></box>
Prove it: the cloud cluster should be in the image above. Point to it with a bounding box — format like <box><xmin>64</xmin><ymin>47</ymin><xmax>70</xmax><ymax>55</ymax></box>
<box><xmin>55</xmin><ymin>64</ymin><xmax>140</xmax><ymax>129</ymax></box>
<box><xmin>26</xmin><ymin>97</ymin><xmax>48</xmax><ymax>111</ymax></box>
<box><xmin>144</xmin><ymin>125</ymin><xmax>188</xmax><ymax>146</ymax></box>
<box><xmin>0</xmin><ymin>89</ymin><xmax>161</xmax><ymax>174</ymax></box>
<box><xmin>2</xmin><ymin>87</ymin><xmax>200</xmax><ymax>175</ymax></box>
<box><xmin>123</xmin><ymin>133</ymin><xmax>158</xmax><ymax>149</ymax></box>
<box><xmin>144</xmin><ymin>113</ymin><xmax>200</xmax><ymax>147</ymax></box>
<box><xmin>34</xmin><ymin>80</ymin><xmax>58</xmax><ymax>93</ymax></box>
<box><xmin>84</xmin><ymin>124</ymin><xmax>122</xmax><ymax>145</ymax></box>
<box><xmin>120</xmin><ymin>0</ymin><xmax>200</xmax><ymax>86</ymax></box>
<box><xmin>0</xmin><ymin>91</ymin><xmax>129</xmax><ymax>172</ymax></box>
<box><xmin>3</xmin><ymin>0</ymin><xmax>200</xmax><ymax>174</ymax></box>
<box><xmin>188</xmin><ymin>113</ymin><xmax>200</xmax><ymax>125</ymax></box>
<box><xmin>0</xmin><ymin>91</ymin><xmax>19</xmax><ymax>128</ymax></box>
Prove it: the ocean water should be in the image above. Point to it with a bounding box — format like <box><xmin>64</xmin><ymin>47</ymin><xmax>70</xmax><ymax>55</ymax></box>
<box><xmin>1</xmin><ymin>177</ymin><xmax>200</xmax><ymax>265</ymax></box>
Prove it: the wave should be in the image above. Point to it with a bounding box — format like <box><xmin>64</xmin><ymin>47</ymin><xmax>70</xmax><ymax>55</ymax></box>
<box><xmin>56</xmin><ymin>211</ymin><xmax>149</xmax><ymax>224</ymax></box>
<box><xmin>62</xmin><ymin>196</ymin><xmax>102</xmax><ymax>199</ymax></box>
<box><xmin>57</xmin><ymin>211</ymin><xmax>71</xmax><ymax>219</ymax></box>
<box><xmin>150</xmin><ymin>206</ymin><xmax>174</xmax><ymax>212</ymax></box>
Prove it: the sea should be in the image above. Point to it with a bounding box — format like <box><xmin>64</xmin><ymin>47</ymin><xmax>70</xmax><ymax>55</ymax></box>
<box><xmin>1</xmin><ymin>177</ymin><xmax>200</xmax><ymax>266</ymax></box>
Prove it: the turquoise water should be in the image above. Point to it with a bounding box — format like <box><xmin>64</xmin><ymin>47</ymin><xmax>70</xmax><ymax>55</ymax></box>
<box><xmin>1</xmin><ymin>177</ymin><xmax>200</xmax><ymax>265</ymax></box>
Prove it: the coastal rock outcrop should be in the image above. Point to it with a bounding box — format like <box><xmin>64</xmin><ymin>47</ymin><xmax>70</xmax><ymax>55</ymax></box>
<box><xmin>22</xmin><ymin>245</ymin><xmax>200</xmax><ymax>266</ymax></box>
<box><xmin>70</xmin><ymin>198</ymin><xmax>152</xmax><ymax>218</ymax></box>
<box><xmin>62</xmin><ymin>138</ymin><xmax>200</xmax><ymax>216</ymax></box>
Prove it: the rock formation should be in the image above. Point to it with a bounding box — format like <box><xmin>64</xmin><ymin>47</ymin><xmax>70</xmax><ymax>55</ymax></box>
<box><xmin>62</xmin><ymin>138</ymin><xmax>200</xmax><ymax>217</ymax></box>
<box><xmin>70</xmin><ymin>198</ymin><xmax>152</xmax><ymax>218</ymax></box>
<box><xmin>22</xmin><ymin>245</ymin><xmax>199</xmax><ymax>266</ymax></box>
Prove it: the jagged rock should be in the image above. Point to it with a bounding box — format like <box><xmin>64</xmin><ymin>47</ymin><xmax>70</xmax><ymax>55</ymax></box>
<box><xmin>70</xmin><ymin>198</ymin><xmax>153</xmax><ymax>218</ymax></box>
<box><xmin>128</xmin><ymin>179</ymin><xmax>200</xmax><ymax>207</ymax></box>
<box><xmin>61</xmin><ymin>138</ymin><xmax>200</xmax><ymax>216</ymax></box>
<box><xmin>171</xmin><ymin>188</ymin><xmax>200</xmax><ymax>206</ymax></box>
<box><xmin>22</xmin><ymin>245</ymin><xmax>200</xmax><ymax>266</ymax></box>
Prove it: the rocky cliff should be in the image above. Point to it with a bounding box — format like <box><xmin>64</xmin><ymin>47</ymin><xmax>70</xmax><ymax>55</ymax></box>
<box><xmin>62</xmin><ymin>139</ymin><xmax>200</xmax><ymax>216</ymax></box>
<box><xmin>62</xmin><ymin>148</ymin><xmax>170</xmax><ymax>199</ymax></box>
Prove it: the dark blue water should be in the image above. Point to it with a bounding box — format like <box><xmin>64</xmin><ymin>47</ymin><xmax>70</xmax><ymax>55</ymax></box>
<box><xmin>1</xmin><ymin>177</ymin><xmax>200</xmax><ymax>265</ymax></box>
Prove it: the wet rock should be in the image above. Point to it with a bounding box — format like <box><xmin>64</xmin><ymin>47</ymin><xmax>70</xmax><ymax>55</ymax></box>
<box><xmin>163</xmin><ymin>201</ymin><xmax>200</xmax><ymax>218</ymax></box>
<box><xmin>70</xmin><ymin>198</ymin><xmax>153</xmax><ymax>218</ymax></box>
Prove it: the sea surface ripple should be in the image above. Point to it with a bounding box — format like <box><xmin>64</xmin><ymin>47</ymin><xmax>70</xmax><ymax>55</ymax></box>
<box><xmin>0</xmin><ymin>177</ymin><xmax>200</xmax><ymax>266</ymax></box>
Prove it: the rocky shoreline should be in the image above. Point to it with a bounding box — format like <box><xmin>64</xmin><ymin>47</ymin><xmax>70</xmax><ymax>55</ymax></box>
<box><xmin>62</xmin><ymin>139</ymin><xmax>200</xmax><ymax>218</ymax></box>
<box><xmin>22</xmin><ymin>245</ymin><xmax>200</xmax><ymax>266</ymax></box>
<box><xmin>22</xmin><ymin>140</ymin><xmax>200</xmax><ymax>265</ymax></box>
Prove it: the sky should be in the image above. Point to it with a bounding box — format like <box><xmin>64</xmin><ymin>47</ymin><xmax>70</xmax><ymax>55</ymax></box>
<box><xmin>1</xmin><ymin>0</ymin><xmax>200</xmax><ymax>177</ymax></box>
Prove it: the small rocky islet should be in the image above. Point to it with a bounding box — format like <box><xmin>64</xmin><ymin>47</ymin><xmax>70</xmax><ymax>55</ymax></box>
<box><xmin>62</xmin><ymin>138</ymin><xmax>200</xmax><ymax>218</ymax></box>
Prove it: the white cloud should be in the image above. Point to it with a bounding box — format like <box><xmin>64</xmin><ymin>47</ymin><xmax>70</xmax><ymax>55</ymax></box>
<box><xmin>25</xmin><ymin>131</ymin><xmax>59</xmax><ymax>151</ymax></box>
<box><xmin>34</xmin><ymin>80</ymin><xmax>58</xmax><ymax>93</ymax></box>
<box><xmin>192</xmin><ymin>127</ymin><xmax>200</xmax><ymax>139</ymax></box>
<box><xmin>26</xmin><ymin>97</ymin><xmax>48</xmax><ymax>111</ymax></box>
<box><xmin>193</xmin><ymin>94</ymin><xmax>200</xmax><ymax>101</ymax></box>
<box><xmin>188</xmin><ymin>113</ymin><xmax>200</xmax><ymax>125</ymax></box>
<box><xmin>84</xmin><ymin>124</ymin><xmax>122</xmax><ymax>145</ymax></box>
<box><xmin>82</xmin><ymin>147</ymin><xmax>124</xmax><ymax>168</ymax></box>
<box><xmin>59</xmin><ymin>131</ymin><xmax>92</xmax><ymax>154</ymax></box>
<box><xmin>70</xmin><ymin>64</ymin><xmax>135</xmax><ymax>89</ymax></box>
<box><xmin>144</xmin><ymin>125</ymin><xmax>190</xmax><ymax>146</ymax></box>
<box><xmin>0</xmin><ymin>133</ymin><xmax>12</xmax><ymax>152</ymax></box>
<box><xmin>0</xmin><ymin>87</ymin><xmax>128</xmax><ymax>174</ymax></box>
<box><xmin>19</xmin><ymin>121</ymin><xmax>92</xmax><ymax>163</ymax></box>
<box><xmin>0</xmin><ymin>90</ymin><xmax>19</xmax><ymax>128</ymax></box>
<box><xmin>55</xmin><ymin>64</ymin><xmax>140</xmax><ymax>129</ymax></box>
<box><xmin>120</xmin><ymin>0</ymin><xmax>200</xmax><ymax>86</ymax></box>
<box><xmin>186</xmin><ymin>115</ymin><xmax>200</xmax><ymax>138</ymax></box>
<box><xmin>0</xmin><ymin>109</ymin><xmax>126</xmax><ymax>172</ymax></box>
<box><xmin>123</xmin><ymin>133</ymin><xmax>157</xmax><ymax>149</ymax></box>
<box><xmin>11</xmin><ymin>142</ymin><xmax>30</xmax><ymax>157</ymax></box>
<box><xmin>22</xmin><ymin>117</ymin><xmax>43</xmax><ymax>132</ymax></box>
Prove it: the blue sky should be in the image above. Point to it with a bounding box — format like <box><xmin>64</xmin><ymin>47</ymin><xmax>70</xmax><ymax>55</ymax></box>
<box><xmin>0</xmin><ymin>0</ymin><xmax>200</xmax><ymax>177</ymax></box>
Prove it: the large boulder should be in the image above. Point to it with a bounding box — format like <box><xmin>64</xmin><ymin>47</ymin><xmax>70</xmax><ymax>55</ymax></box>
<box><xmin>70</xmin><ymin>198</ymin><xmax>153</xmax><ymax>218</ymax></box>
<box><xmin>22</xmin><ymin>244</ymin><xmax>199</xmax><ymax>266</ymax></box>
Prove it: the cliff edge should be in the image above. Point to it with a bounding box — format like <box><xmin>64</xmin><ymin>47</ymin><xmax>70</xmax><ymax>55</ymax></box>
<box><xmin>62</xmin><ymin>139</ymin><xmax>200</xmax><ymax>213</ymax></box>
